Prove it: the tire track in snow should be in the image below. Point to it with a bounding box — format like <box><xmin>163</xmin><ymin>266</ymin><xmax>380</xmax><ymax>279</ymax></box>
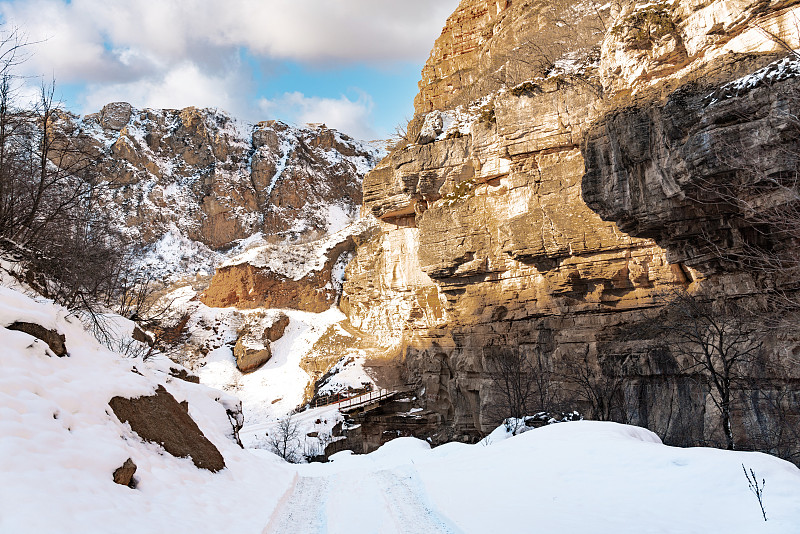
<box><xmin>376</xmin><ymin>467</ymin><xmax>462</xmax><ymax>534</ymax></box>
<box><xmin>265</xmin><ymin>466</ymin><xmax>460</xmax><ymax>534</ymax></box>
<box><xmin>264</xmin><ymin>476</ymin><xmax>329</xmax><ymax>534</ymax></box>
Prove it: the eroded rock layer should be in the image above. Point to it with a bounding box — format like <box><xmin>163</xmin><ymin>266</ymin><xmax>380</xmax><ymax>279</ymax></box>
<box><xmin>343</xmin><ymin>0</ymin><xmax>800</xmax><ymax>450</ymax></box>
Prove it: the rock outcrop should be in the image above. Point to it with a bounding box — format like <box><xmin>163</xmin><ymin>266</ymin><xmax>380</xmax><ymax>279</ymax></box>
<box><xmin>342</xmin><ymin>0</ymin><xmax>800</xmax><ymax>451</ymax></box>
<box><xmin>6</xmin><ymin>322</ymin><xmax>67</xmax><ymax>356</ymax></box>
<box><xmin>583</xmin><ymin>58</ymin><xmax>800</xmax><ymax>272</ymax></box>
<box><xmin>201</xmin><ymin>216</ymin><xmax>377</xmax><ymax>311</ymax></box>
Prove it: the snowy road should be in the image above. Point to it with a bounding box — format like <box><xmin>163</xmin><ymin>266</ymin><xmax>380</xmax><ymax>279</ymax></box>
<box><xmin>264</xmin><ymin>466</ymin><xmax>461</xmax><ymax>534</ymax></box>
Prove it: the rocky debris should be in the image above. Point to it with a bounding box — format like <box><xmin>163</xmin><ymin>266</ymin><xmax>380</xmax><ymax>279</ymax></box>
<box><xmin>341</xmin><ymin>0</ymin><xmax>800</xmax><ymax>452</ymax></box>
<box><xmin>7</xmin><ymin>322</ymin><xmax>67</xmax><ymax>357</ymax></box>
<box><xmin>233</xmin><ymin>329</ymin><xmax>273</xmax><ymax>373</ymax></box>
<box><xmin>112</xmin><ymin>458</ymin><xmax>137</xmax><ymax>488</ymax></box>
<box><xmin>109</xmin><ymin>385</ymin><xmax>226</xmax><ymax>472</ymax></box>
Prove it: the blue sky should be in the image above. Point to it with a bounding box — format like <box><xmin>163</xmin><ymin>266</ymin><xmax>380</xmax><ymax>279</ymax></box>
<box><xmin>0</xmin><ymin>0</ymin><xmax>460</xmax><ymax>139</ymax></box>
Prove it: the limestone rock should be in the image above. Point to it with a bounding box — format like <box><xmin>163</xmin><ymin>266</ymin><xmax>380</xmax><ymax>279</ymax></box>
<box><xmin>599</xmin><ymin>0</ymin><xmax>800</xmax><ymax>97</ymax></box>
<box><xmin>233</xmin><ymin>331</ymin><xmax>272</xmax><ymax>373</ymax></box>
<box><xmin>342</xmin><ymin>0</ymin><xmax>800</xmax><ymax>452</ymax></box>
<box><xmin>7</xmin><ymin>322</ymin><xmax>67</xmax><ymax>356</ymax></box>
<box><xmin>109</xmin><ymin>385</ymin><xmax>225</xmax><ymax>472</ymax></box>
<box><xmin>112</xmin><ymin>458</ymin><xmax>137</xmax><ymax>488</ymax></box>
<box><xmin>583</xmin><ymin>66</ymin><xmax>800</xmax><ymax>273</ymax></box>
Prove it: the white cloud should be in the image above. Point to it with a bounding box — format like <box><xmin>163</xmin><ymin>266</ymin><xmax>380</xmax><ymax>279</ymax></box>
<box><xmin>0</xmin><ymin>0</ymin><xmax>459</xmax><ymax>81</ymax></box>
<box><xmin>220</xmin><ymin>0</ymin><xmax>460</xmax><ymax>63</ymax></box>
<box><xmin>258</xmin><ymin>91</ymin><xmax>378</xmax><ymax>140</ymax></box>
<box><xmin>81</xmin><ymin>62</ymin><xmax>255</xmax><ymax>119</ymax></box>
<box><xmin>0</xmin><ymin>0</ymin><xmax>460</xmax><ymax>137</ymax></box>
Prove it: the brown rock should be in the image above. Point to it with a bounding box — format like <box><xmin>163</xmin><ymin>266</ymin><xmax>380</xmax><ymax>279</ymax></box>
<box><xmin>109</xmin><ymin>385</ymin><xmax>225</xmax><ymax>472</ymax></box>
<box><xmin>233</xmin><ymin>332</ymin><xmax>272</xmax><ymax>373</ymax></box>
<box><xmin>112</xmin><ymin>458</ymin><xmax>137</xmax><ymax>488</ymax></box>
<box><xmin>201</xmin><ymin>228</ymin><xmax>366</xmax><ymax>311</ymax></box>
<box><xmin>264</xmin><ymin>313</ymin><xmax>291</xmax><ymax>342</ymax></box>
<box><xmin>132</xmin><ymin>326</ymin><xmax>152</xmax><ymax>345</ymax></box>
<box><xmin>7</xmin><ymin>322</ymin><xmax>67</xmax><ymax>357</ymax></box>
<box><xmin>100</xmin><ymin>102</ymin><xmax>132</xmax><ymax>131</ymax></box>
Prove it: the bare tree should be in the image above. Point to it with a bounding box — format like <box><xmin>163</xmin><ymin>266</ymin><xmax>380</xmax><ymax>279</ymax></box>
<box><xmin>650</xmin><ymin>291</ymin><xmax>764</xmax><ymax>450</ymax></box>
<box><xmin>0</xmin><ymin>27</ymin><xmax>169</xmax><ymax>345</ymax></box>
<box><xmin>561</xmin><ymin>350</ymin><xmax>624</xmax><ymax>422</ymax></box>
<box><xmin>268</xmin><ymin>416</ymin><xmax>301</xmax><ymax>463</ymax></box>
<box><xmin>484</xmin><ymin>345</ymin><xmax>559</xmax><ymax>432</ymax></box>
<box><xmin>688</xmin><ymin>63</ymin><xmax>800</xmax><ymax>316</ymax></box>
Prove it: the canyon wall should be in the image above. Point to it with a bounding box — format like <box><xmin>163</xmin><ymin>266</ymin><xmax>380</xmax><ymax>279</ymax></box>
<box><xmin>342</xmin><ymin>0</ymin><xmax>800</xmax><ymax>450</ymax></box>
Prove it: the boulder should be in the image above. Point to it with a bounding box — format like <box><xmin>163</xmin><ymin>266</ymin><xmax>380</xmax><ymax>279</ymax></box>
<box><xmin>100</xmin><ymin>102</ymin><xmax>133</xmax><ymax>131</ymax></box>
<box><xmin>233</xmin><ymin>331</ymin><xmax>272</xmax><ymax>373</ymax></box>
<box><xmin>264</xmin><ymin>313</ymin><xmax>290</xmax><ymax>342</ymax></box>
<box><xmin>132</xmin><ymin>325</ymin><xmax>153</xmax><ymax>345</ymax></box>
<box><xmin>109</xmin><ymin>385</ymin><xmax>226</xmax><ymax>472</ymax></box>
<box><xmin>112</xmin><ymin>458</ymin><xmax>137</xmax><ymax>488</ymax></box>
<box><xmin>7</xmin><ymin>322</ymin><xmax>67</xmax><ymax>356</ymax></box>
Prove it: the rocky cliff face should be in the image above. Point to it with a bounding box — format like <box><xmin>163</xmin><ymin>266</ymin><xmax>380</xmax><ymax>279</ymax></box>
<box><xmin>342</xmin><ymin>0</ymin><xmax>800</xmax><ymax>450</ymax></box>
<box><xmin>57</xmin><ymin>104</ymin><xmax>382</xmax><ymax>261</ymax></box>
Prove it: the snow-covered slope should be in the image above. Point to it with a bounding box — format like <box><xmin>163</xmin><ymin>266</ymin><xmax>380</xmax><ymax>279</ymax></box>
<box><xmin>45</xmin><ymin>102</ymin><xmax>389</xmax><ymax>433</ymax></box>
<box><xmin>0</xmin><ymin>284</ymin><xmax>293</xmax><ymax>533</ymax></box>
<box><xmin>2</xmin><ymin>285</ymin><xmax>799</xmax><ymax>533</ymax></box>
<box><xmin>271</xmin><ymin>422</ymin><xmax>800</xmax><ymax>533</ymax></box>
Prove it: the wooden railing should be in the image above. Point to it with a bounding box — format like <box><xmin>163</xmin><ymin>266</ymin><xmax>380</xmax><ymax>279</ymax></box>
<box><xmin>306</xmin><ymin>388</ymin><xmax>396</xmax><ymax>411</ymax></box>
<box><xmin>337</xmin><ymin>389</ymin><xmax>395</xmax><ymax>411</ymax></box>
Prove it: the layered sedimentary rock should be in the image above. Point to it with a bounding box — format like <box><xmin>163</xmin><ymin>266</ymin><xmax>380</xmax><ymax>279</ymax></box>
<box><xmin>343</xmin><ymin>0</ymin><xmax>800</xmax><ymax>449</ymax></box>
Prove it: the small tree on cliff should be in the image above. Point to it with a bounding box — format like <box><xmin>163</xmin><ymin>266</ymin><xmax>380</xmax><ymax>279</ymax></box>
<box><xmin>484</xmin><ymin>346</ymin><xmax>558</xmax><ymax>432</ymax></box>
<box><xmin>652</xmin><ymin>291</ymin><xmax>763</xmax><ymax>450</ymax></box>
